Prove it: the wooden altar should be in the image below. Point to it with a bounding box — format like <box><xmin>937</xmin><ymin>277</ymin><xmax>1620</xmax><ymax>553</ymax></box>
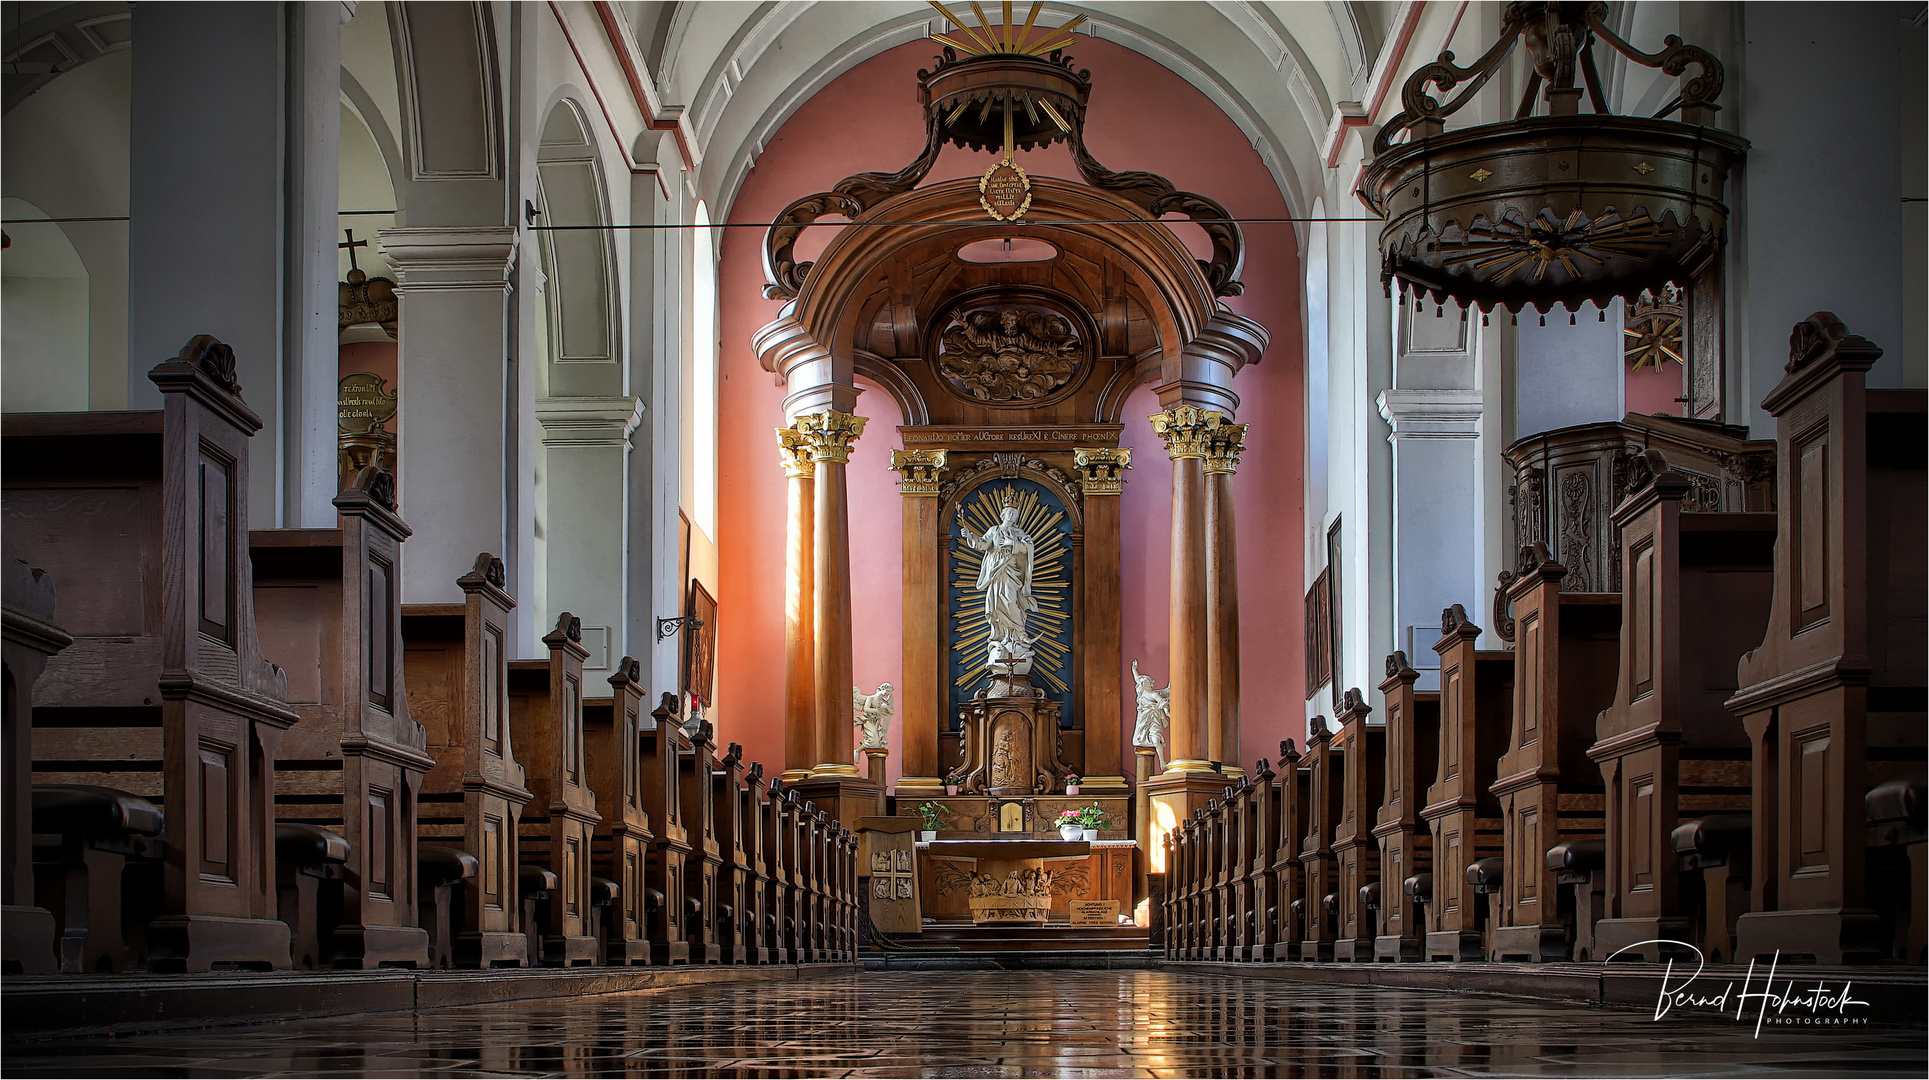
<box><xmin>916</xmin><ymin>839</ymin><xmax>1139</xmax><ymax>925</ymax></box>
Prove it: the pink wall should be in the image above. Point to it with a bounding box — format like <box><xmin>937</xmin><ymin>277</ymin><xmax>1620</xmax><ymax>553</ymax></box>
<box><xmin>715</xmin><ymin>36</ymin><xmax>1305</xmax><ymax>779</ymax></box>
<box><xmin>1624</xmin><ymin>362</ymin><xmax>1682</xmax><ymax>418</ymax></box>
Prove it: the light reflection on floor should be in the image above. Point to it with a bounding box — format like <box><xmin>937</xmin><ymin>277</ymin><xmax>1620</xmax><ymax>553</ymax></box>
<box><xmin>4</xmin><ymin>968</ymin><xmax>1924</xmax><ymax>1078</ymax></box>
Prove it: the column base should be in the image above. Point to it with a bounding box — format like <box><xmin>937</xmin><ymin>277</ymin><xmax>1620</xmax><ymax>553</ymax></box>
<box><xmin>1493</xmin><ymin>923</ymin><xmax>1570</xmax><ymax>963</ymax></box>
<box><xmin>1162</xmin><ymin>758</ymin><xmax>1220</xmax><ymax>775</ymax></box>
<box><xmin>808</xmin><ymin>762</ymin><xmax>861</xmax><ymax>779</ymax></box>
<box><xmin>1734</xmin><ymin>908</ymin><xmax>1884</xmax><ymax>965</ymax></box>
<box><xmin>779</xmin><ymin>769</ymin><xmax>813</xmax><ymax>784</ymax></box>
<box><xmin>894</xmin><ymin>775</ymin><xmax>945</xmax><ymax>797</ymax></box>
<box><xmin>1142</xmin><ymin>771</ymin><xmax>1232</xmax><ymax>842</ymax></box>
<box><xmin>1075</xmin><ymin>774</ymin><xmax>1130</xmax><ymax>795</ymax></box>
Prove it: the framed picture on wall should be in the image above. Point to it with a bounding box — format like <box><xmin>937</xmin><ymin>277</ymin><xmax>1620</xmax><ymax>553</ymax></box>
<box><xmin>684</xmin><ymin>580</ymin><xmax>718</xmax><ymax>709</ymax></box>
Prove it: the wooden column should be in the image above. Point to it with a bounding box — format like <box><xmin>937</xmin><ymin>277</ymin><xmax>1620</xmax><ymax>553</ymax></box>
<box><xmin>798</xmin><ymin>411</ymin><xmax>866</xmax><ymax>778</ymax></box>
<box><xmin>1151</xmin><ymin>406</ymin><xmax>1222</xmax><ymax>775</ymax></box>
<box><xmin>1074</xmin><ymin>447</ymin><xmax>1132</xmax><ymax>793</ymax></box>
<box><xmin>1204</xmin><ymin>423</ymin><xmax>1247</xmax><ymax>776</ymax></box>
<box><xmin>889</xmin><ymin>449</ymin><xmax>948</xmax><ymax>797</ymax></box>
<box><xmin>777</xmin><ymin>427</ymin><xmax>816</xmax><ymax>783</ymax></box>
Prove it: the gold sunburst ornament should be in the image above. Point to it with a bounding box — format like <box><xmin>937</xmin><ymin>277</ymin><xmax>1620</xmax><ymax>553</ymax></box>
<box><xmin>1624</xmin><ymin>285</ymin><xmax>1685</xmax><ymax>372</ymax></box>
<box><xmin>950</xmin><ymin>484</ymin><xmax>1071</xmax><ymax>694</ymax></box>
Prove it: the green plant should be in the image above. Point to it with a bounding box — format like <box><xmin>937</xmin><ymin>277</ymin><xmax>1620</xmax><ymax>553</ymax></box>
<box><xmin>912</xmin><ymin>801</ymin><xmax>948</xmax><ymax>831</ymax></box>
<box><xmin>1076</xmin><ymin>803</ymin><xmax>1107</xmax><ymax>830</ymax></box>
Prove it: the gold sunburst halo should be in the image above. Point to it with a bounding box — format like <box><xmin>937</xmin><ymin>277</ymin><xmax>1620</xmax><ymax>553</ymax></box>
<box><xmin>928</xmin><ymin>1</ymin><xmax>1087</xmax><ymax>58</ymax></box>
<box><xmin>949</xmin><ymin>483</ymin><xmax>1071</xmax><ymax>694</ymax></box>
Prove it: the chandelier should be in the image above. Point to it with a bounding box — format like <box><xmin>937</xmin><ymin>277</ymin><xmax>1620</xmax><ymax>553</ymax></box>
<box><xmin>1356</xmin><ymin>2</ymin><xmax>1748</xmax><ymax>316</ymax></box>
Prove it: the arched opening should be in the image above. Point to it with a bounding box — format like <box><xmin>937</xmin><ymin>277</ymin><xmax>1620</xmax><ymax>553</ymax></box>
<box><xmin>2</xmin><ymin>198</ymin><xmax>90</xmax><ymax>412</ymax></box>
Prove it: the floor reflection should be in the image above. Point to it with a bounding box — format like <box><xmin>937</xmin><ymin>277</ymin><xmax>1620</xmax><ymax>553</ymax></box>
<box><xmin>4</xmin><ymin>969</ymin><xmax>1923</xmax><ymax>1078</ymax></box>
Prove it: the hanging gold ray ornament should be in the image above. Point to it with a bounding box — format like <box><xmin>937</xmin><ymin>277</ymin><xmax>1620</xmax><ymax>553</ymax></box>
<box><xmin>927</xmin><ymin>0</ymin><xmax>1086</xmax><ymax>222</ymax></box>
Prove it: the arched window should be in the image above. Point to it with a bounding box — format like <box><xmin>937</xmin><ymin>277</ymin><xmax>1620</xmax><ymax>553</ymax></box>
<box><xmin>692</xmin><ymin>200</ymin><xmax>718</xmax><ymax>538</ymax></box>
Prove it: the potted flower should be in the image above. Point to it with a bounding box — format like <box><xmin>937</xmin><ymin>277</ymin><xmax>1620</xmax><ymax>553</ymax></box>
<box><xmin>913</xmin><ymin>802</ymin><xmax>947</xmax><ymax>843</ymax></box>
<box><xmin>1077</xmin><ymin>803</ymin><xmax>1106</xmax><ymax>842</ymax></box>
<box><xmin>1064</xmin><ymin>773</ymin><xmax>1081</xmax><ymax>795</ymax></box>
<box><xmin>945</xmin><ymin>769</ymin><xmax>965</xmax><ymax>796</ymax></box>
<box><xmin>1055</xmin><ymin>808</ymin><xmax>1085</xmax><ymax>841</ymax></box>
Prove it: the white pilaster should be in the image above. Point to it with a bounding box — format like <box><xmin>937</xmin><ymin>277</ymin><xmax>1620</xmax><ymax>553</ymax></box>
<box><xmin>536</xmin><ymin>396</ymin><xmax>644</xmax><ymax>674</ymax></box>
<box><xmin>377</xmin><ymin>226</ymin><xmax>519</xmax><ymax>603</ymax></box>
<box><xmin>1377</xmin><ymin>387</ymin><xmax>1486</xmax><ymax>686</ymax></box>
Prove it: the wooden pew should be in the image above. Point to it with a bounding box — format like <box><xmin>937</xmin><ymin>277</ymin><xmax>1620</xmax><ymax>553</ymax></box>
<box><xmin>1588</xmin><ymin>451</ymin><xmax>1775</xmax><ymax>961</ymax></box>
<box><xmin>7</xmin><ymin>338</ymin><xmax>300</xmax><ymax>971</ymax></box>
<box><xmin>402</xmin><ymin>552</ymin><xmax>531</xmax><ymax>967</ymax></box>
<box><xmin>742</xmin><ymin>762</ymin><xmax>771</xmax><ymax>963</ymax></box>
<box><xmin>1332</xmin><ymin>690</ymin><xmax>1384</xmax><ymax>962</ymax></box>
<box><xmin>763</xmin><ymin>778</ymin><xmax>792</xmax><ymax>963</ymax></box>
<box><xmin>1230</xmin><ymin>774</ymin><xmax>1261</xmax><ymax>960</ymax></box>
<box><xmin>1245</xmin><ymin>759</ymin><xmax>1280</xmax><ymax>962</ymax></box>
<box><xmin>1180</xmin><ymin>808</ymin><xmax>1205</xmax><ymax>959</ymax></box>
<box><xmin>1373</xmin><ymin>653</ymin><xmax>1439</xmax><ymax>962</ymax></box>
<box><xmin>835</xmin><ymin>826</ymin><xmax>857</xmax><ymax>960</ymax></box>
<box><xmin>1730</xmin><ymin>314</ymin><xmax>1928</xmax><ymax>964</ymax></box>
<box><xmin>250</xmin><ymin>466</ymin><xmax>435</xmax><ymax>969</ymax></box>
<box><xmin>1297</xmin><ymin>718</ymin><xmax>1343</xmax><ymax>960</ymax></box>
<box><xmin>1208</xmin><ymin>788</ymin><xmax>1232</xmax><ymax>960</ymax></box>
<box><xmin>803</xmin><ymin>802</ymin><xmax>830</xmax><ymax>961</ymax></box>
<box><xmin>1423</xmin><ymin>605</ymin><xmax>1512</xmax><ymax>961</ymax></box>
<box><xmin>583</xmin><ymin>656</ymin><xmax>652</xmax><ymax>965</ymax></box>
<box><xmin>3</xmin><ymin>546</ymin><xmax>72</xmax><ymax>974</ymax></box>
<box><xmin>508</xmin><ymin>613</ymin><xmax>601</xmax><ymax>965</ymax></box>
<box><xmin>711</xmin><ymin>742</ymin><xmax>751</xmax><ymax>964</ymax></box>
<box><xmin>1268</xmin><ymin>740</ymin><xmax>1306</xmax><ymax>960</ymax></box>
<box><xmin>1490</xmin><ymin>543</ymin><xmax>1620</xmax><ymax>961</ymax></box>
<box><xmin>640</xmin><ymin>692</ymin><xmax>692</xmax><ymax>964</ymax></box>
<box><xmin>678</xmin><ymin>721</ymin><xmax>722</xmax><ymax>963</ymax></box>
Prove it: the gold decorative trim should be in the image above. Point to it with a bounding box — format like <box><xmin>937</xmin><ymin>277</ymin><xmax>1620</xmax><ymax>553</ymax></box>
<box><xmin>1203</xmin><ymin>423</ymin><xmax>1249</xmax><ymax>476</ymax></box>
<box><xmin>889</xmin><ymin>448</ymin><xmax>950</xmax><ymax>496</ymax></box>
<box><xmin>776</xmin><ymin>426</ymin><xmax>814</xmax><ymax>479</ymax></box>
<box><xmin>1072</xmin><ymin>446</ymin><xmax>1133</xmax><ymax>494</ymax></box>
<box><xmin>1148</xmin><ymin>405</ymin><xmax>1227</xmax><ymax>460</ymax></box>
<box><xmin>793</xmin><ymin>410</ymin><xmax>868</xmax><ymax>464</ymax></box>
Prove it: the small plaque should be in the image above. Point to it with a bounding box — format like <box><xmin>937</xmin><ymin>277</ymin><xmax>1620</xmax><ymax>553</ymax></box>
<box><xmin>1069</xmin><ymin>899</ymin><xmax>1119</xmax><ymax>927</ymax></box>
<box><xmin>980</xmin><ymin>160</ymin><xmax>1032</xmax><ymax>221</ymax></box>
<box><xmin>338</xmin><ymin>372</ymin><xmax>397</xmax><ymax>434</ymax></box>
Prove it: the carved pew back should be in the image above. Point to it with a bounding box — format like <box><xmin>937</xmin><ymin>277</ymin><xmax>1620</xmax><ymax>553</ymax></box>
<box><xmin>1246</xmin><ymin>759</ymin><xmax>1280</xmax><ymax>960</ymax></box>
<box><xmin>1491</xmin><ymin>543</ymin><xmax>1620</xmax><ymax>962</ymax></box>
<box><xmin>401</xmin><ymin>553</ymin><xmax>531</xmax><ymax>967</ymax></box>
<box><xmin>1232</xmin><ymin>774</ymin><xmax>1262</xmax><ymax>959</ymax></box>
<box><xmin>1424</xmin><ymin>606</ymin><xmax>1512</xmax><ymax>961</ymax></box>
<box><xmin>639</xmin><ymin>693</ymin><xmax>692</xmax><ymax>964</ymax></box>
<box><xmin>763</xmin><ymin>779</ymin><xmax>792</xmax><ymax>962</ymax></box>
<box><xmin>678</xmin><ymin>721</ymin><xmax>722</xmax><ymax>963</ymax></box>
<box><xmin>249</xmin><ymin>468</ymin><xmax>434</xmax><ymax>969</ymax></box>
<box><xmin>6</xmin><ymin>339</ymin><xmax>300</xmax><ymax>972</ymax></box>
<box><xmin>1589</xmin><ymin>451</ymin><xmax>1775</xmax><ymax>962</ymax></box>
<box><xmin>710</xmin><ymin>742</ymin><xmax>751</xmax><ymax>963</ymax></box>
<box><xmin>1730</xmin><ymin>314</ymin><xmax>1928</xmax><ymax>964</ymax></box>
<box><xmin>1297</xmin><ymin>718</ymin><xmax>1345</xmax><ymax>960</ymax></box>
<box><xmin>583</xmin><ymin>657</ymin><xmax>652</xmax><ymax>965</ymax></box>
<box><xmin>1270</xmin><ymin>740</ymin><xmax>1306</xmax><ymax>959</ymax></box>
<box><xmin>3</xmin><ymin>545</ymin><xmax>74</xmax><ymax>974</ymax></box>
<box><xmin>742</xmin><ymin>764</ymin><xmax>771</xmax><ymax>963</ymax></box>
<box><xmin>1373</xmin><ymin>654</ymin><xmax>1438</xmax><ymax>962</ymax></box>
<box><xmin>508</xmin><ymin>613</ymin><xmax>600</xmax><ymax>965</ymax></box>
<box><xmin>1332</xmin><ymin>690</ymin><xmax>1384</xmax><ymax>962</ymax></box>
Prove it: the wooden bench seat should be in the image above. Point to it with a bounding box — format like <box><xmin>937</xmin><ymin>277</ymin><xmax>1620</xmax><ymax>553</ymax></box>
<box><xmin>7</xmin><ymin>338</ymin><xmax>300</xmax><ymax>972</ymax></box>
<box><xmin>1297</xmin><ymin>718</ymin><xmax>1344</xmax><ymax>960</ymax></box>
<box><xmin>402</xmin><ymin>553</ymin><xmax>531</xmax><ymax>968</ymax></box>
<box><xmin>1269</xmin><ymin>740</ymin><xmax>1307</xmax><ymax>961</ymax></box>
<box><xmin>3</xmin><ymin>545</ymin><xmax>74</xmax><ymax>974</ymax></box>
<box><xmin>583</xmin><ymin>657</ymin><xmax>653</xmax><ymax>965</ymax></box>
<box><xmin>639</xmin><ymin>692</ymin><xmax>693</xmax><ymax>964</ymax></box>
<box><xmin>1373</xmin><ymin>654</ymin><xmax>1439</xmax><ymax>962</ymax></box>
<box><xmin>508</xmin><ymin>614</ymin><xmax>601</xmax><ymax>965</ymax></box>
<box><xmin>678</xmin><ymin>721</ymin><xmax>724</xmax><ymax>964</ymax></box>
<box><xmin>249</xmin><ymin>467</ymin><xmax>433</xmax><ymax>969</ymax></box>
<box><xmin>1332</xmin><ymin>690</ymin><xmax>1384</xmax><ymax>962</ymax></box>
<box><xmin>1491</xmin><ymin>544</ymin><xmax>1619</xmax><ymax>961</ymax></box>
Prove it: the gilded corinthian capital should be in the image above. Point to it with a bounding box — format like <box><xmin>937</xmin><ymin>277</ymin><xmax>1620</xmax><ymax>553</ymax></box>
<box><xmin>1203</xmin><ymin>423</ymin><xmax>1249</xmax><ymax>475</ymax></box>
<box><xmin>1072</xmin><ymin>447</ymin><xmax>1133</xmax><ymax>495</ymax></box>
<box><xmin>1148</xmin><ymin>405</ymin><xmax>1228</xmax><ymax>460</ymax></box>
<box><xmin>790</xmin><ymin>410</ymin><xmax>868</xmax><ymax>464</ymax></box>
<box><xmin>775</xmin><ymin>426</ymin><xmax>814</xmax><ymax>478</ymax></box>
<box><xmin>888</xmin><ymin>448</ymin><xmax>949</xmax><ymax>496</ymax></box>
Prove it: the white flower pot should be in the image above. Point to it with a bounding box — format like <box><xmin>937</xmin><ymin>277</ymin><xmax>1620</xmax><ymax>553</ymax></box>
<box><xmin>1082</xmin><ymin>828</ymin><xmax>1099</xmax><ymax>841</ymax></box>
<box><xmin>1059</xmin><ymin>825</ymin><xmax>1084</xmax><ymax>841</ymax></box>
<box><xmin>919</xmin><ymin>830</ymin><xmax>937</xmax><ymax>843</ymax></box>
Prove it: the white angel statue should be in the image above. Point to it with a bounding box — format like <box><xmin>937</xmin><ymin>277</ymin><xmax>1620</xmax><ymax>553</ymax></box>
<box><xmin>853</xmin><ymin>682</ymin><xmax>894</xmax><ymax>751</ymax></box>
<box><xmin>1131</xmin><ymin>660</ymin><xmax>1171</xmax><ymax>765</ymax></box>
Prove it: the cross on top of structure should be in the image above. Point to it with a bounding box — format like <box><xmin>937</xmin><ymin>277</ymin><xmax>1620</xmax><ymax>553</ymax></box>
<box><xmin>339</xmin><ymin>228</ymin><xmax>367</xmax><ymax>273</ymax></box>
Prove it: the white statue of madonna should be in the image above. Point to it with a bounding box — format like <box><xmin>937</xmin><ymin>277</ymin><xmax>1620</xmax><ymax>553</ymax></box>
<box><xmin>961</xmin><ymin>494</ymin><xmax>1041</xmax><ymax>671</ymax></box>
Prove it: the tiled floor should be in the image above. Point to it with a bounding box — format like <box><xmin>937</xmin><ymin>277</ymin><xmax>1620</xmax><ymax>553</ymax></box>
<box><xmin>4</xmin><ymin>969</ymin><xmax>1924</xmax><ymax>1078</ymax></box>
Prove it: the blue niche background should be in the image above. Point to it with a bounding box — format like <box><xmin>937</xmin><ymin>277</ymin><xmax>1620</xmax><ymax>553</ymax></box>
<box><xmin>946</xmin><ymin>476</ymin><xmax>1076</xmax><ymax>730</ymax></box>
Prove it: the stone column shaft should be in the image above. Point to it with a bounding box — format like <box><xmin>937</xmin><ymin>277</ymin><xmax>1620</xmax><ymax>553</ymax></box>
<box><xmin>890</xmin><ymin>449</ymin><xmax>948</xmax><ymax>796</ymax></box>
